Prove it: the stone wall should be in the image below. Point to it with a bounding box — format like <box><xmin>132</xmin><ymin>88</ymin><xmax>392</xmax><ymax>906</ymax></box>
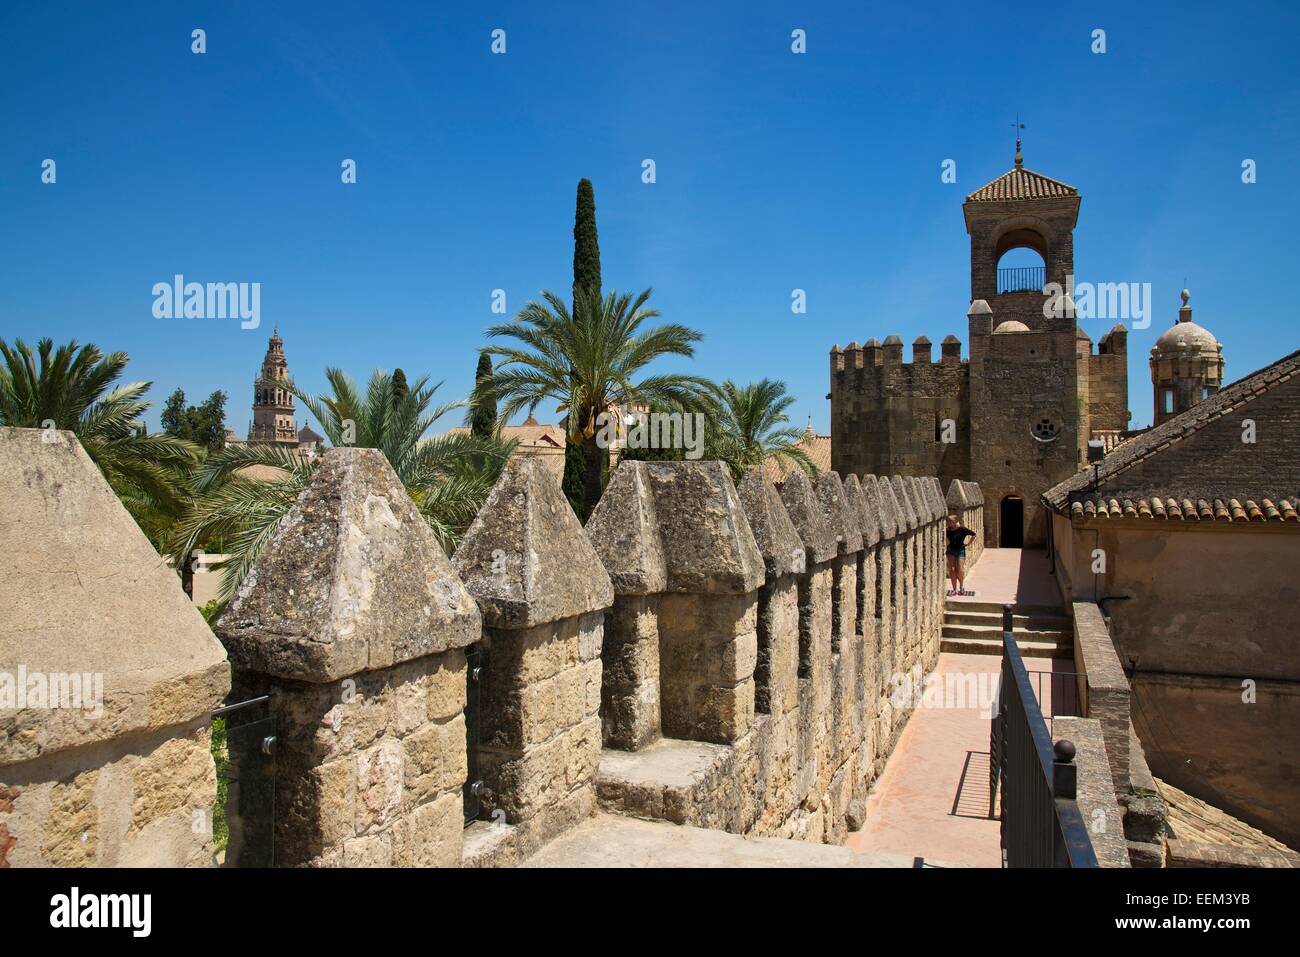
<box><xmin>1052</xmin><ymin>716</ymin><xmax>1130</xmax><ymax>868</ymax></box>
<box><xmin>0</xmin><ymin>428</ymin><xmax>230</xmax><ymax>867</ymax></box>
<box><xmin>1071</xmin><ymin>603</ymin><xmax>1130</xmax><ymax>793</ymax></box>
<box><xmin>451</xmin><ymin>456</ymin><xmax>613</xmax><ymax>859</ymax></box>
<box><xmin>587</xmin><ymin>462</ymin><xmax>952</xmax><ymax>845</ymax></box>
<box><xmin>2</xmin><ymin>429</ymin><xmax>975</xmax><ymax>866</ymax></box>
<box><xmin>215</xmin><ymin>448</ymin><xmax>481</xmax><ymax>866</ymax></box>
<box><xmin>830</xmin><ymin>337</ymin><xmax>971</xmax><ymax>490</ymax></box>
<box><xmin>1052</xmin><ymin>512</ymin><xmax>1300</xmax><ymax>849</ymax></box>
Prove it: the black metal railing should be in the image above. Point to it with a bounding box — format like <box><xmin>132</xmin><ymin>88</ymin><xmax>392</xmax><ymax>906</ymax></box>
<box><xmin>211</xmin><ymin>695</ymin><xmax>275</xmax><ymax>867</ymax></box>
<box><xmin>990</xmin><ymin>605</ymin><xmax>1098</xmax><ymax>868</ymax></box>
<box><xmin>1024</xmin><ymin>669</ymin><xmax>1081</xmax><ymax>734</ymax></box>
<box><xmin>997</xmin><ymin>265</ymin><xmax>1045</xmax><ymax>294</ymax></box>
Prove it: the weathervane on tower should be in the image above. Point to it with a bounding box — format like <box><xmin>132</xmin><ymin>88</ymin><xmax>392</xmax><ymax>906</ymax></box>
<box><xmin>1012</xmin><ymin>115</ymin><xmax>1025</xmax><ymax>168</ymax></box>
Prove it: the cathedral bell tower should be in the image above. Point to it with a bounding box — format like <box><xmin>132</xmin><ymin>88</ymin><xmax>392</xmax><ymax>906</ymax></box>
<box><xmin>248</xmin><ymin>327</ymin><xmax>298</xmax><ymax>446</ymax></box>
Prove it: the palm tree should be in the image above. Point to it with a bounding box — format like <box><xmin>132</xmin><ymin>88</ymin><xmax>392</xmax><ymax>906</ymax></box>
<box><xmin>173</xmin><ymin>368</ymin><xmax>515</xmax><ymax>600</ymax></box>
<box><xmin>711</xmin><ymin>378</ymin><xmax>816</xmax><ymax>481</ymax></box>
<box><xmin>0</xmin><ymin>338</ymin><xmax>199</xmax><ymax>546</ymax></box>
<box><xmin>481</xmin><ymin>287</ymin><xmax>711</xmax><ymax>519</ymax></box>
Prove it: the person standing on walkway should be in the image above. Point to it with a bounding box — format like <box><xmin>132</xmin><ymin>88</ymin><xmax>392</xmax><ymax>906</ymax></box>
<box><xmin>945</xmin><ymin>515</ymin><xmax>976</xmax><ymax>596</ymax></box>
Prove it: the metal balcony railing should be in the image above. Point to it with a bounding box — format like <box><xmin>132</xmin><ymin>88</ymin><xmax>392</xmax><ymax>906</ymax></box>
<box><xmin>997</xmin><ymin>265</ymin><xmax>1046</xmax><ymax>294</ymax></box>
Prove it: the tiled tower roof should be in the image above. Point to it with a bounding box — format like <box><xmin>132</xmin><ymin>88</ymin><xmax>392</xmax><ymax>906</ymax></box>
<box><xmin>965</xmin><ymin>166</ymin><xmax>1078</xmax><ymax>203</ymax></box>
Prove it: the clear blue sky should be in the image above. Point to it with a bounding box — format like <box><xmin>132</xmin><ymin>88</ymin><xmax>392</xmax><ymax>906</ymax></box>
<box><xmin>3</xmin><ymin>1</ymin><xmax>1298</xmax><ymax>436</ymax></box>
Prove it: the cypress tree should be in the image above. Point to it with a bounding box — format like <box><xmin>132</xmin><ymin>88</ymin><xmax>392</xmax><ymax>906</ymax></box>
<box><xmin>568</xmin><ymin>178</ymin><xmax>606</xmax><ymax>518</ymax></box>
<box><xmin>392</xmin><ymin>367</ymin><xmax>409</xmax><ymax>401</ymax></box>
<box><xmin>572</xmin><ymin>178</ymin><xmax>601</xmax><ymax>307</ymax></box>
<box><xmin>470</xmin><ymin>352</ymin><xmax>496</xmax><ymax>439</ymax></box>
<box><xmin>562</xmin><ymin>441</ymin><xmax>585</xmax><ymax>516</ymax></box>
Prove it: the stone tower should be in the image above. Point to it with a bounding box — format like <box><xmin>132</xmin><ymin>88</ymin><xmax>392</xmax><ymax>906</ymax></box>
<box><xmin>1150</xmin><ymin>289</ymin><xmax>1224</xmax><ymax>426</ymax></box>
<box><xmin>248</xmin><ymin>328</ymin><xmax>298</xmax><ymax>446</ymax></box>
<box><xmin>829</xmin><ymin>143</ymin><xmax>1130</xmax><ymax>550</ymax></box>
<box><xmin>964</xmin><ymin>143</ymin><xmax>1089</xmax><ymax>548</ymax></box>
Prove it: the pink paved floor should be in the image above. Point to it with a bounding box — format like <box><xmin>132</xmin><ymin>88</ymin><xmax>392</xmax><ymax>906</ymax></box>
<box><xmin>949</xmin><ymin>547</ymin><xmax>1063</xmax><ymax>607</ymax></box>
<box><xmin>847</xmin><ymin>550</ymin><xmax>1069</xmax><ymax>868</ymax></box>
<box><xmin>848</xmin><ymin>652</ymin><xmax>1003</xmax><ymax>867</ymax></box>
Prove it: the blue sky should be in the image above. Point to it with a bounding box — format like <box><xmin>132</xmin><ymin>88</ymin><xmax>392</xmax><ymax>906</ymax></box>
<box><xmin>3</xmin><ymin>1</ymin><xmax>1298</xmax><ymax>436</ymax></box>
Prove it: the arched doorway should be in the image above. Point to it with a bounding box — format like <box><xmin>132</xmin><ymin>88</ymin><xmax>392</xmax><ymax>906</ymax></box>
<box><xmin>1000</xmin><ymin>495</ymin><xmax>1024</xmax><ymax>548</ymax></box>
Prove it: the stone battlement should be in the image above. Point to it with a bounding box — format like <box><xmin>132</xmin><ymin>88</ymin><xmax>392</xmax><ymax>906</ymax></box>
<box><xmin>831</xmin><ymin>334</ymin><xmax>964</xmax><ymax>373</ymax></box>
<box><xmin>1</xmin><ymin>430</ymin><xmax>984</xmax><ymax>867</ymax></box>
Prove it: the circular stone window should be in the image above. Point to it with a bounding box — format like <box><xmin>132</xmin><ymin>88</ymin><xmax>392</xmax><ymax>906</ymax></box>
<box><xmin>1031</xmin><ymin>416</ymin><xmax>1061</xmax><ymax>442</ymax></box>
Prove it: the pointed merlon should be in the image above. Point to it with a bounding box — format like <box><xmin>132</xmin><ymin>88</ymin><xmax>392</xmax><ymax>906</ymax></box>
<box><xmin>454</xmin><ymin>455</ymin><xmax>613</xmax><ymax>629</ymax></box>
<box><xmin>779</xmin><ymin>468</ymin><xmax>837</xmax><ymax>565</ymax></box>
<box><xmin>816</xmin><ymin>471</ymin><xmax>863</xmax><ymax>554</ymax></box>
<box><xmin>737</xmin><ymin>468</ymin><xmax>806</xmax><ymax>579</ymax></box>
<box><xmin>218</xmin><ymin>446</ymin><xmax>481</xmax><ymax>682</ymax></box>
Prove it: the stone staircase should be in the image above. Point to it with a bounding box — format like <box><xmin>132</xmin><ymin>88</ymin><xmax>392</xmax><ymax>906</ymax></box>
<box><xmin>940</xmin><ymin>600</ymin><xmax>1073</xmax><ymax>659</ymax></box>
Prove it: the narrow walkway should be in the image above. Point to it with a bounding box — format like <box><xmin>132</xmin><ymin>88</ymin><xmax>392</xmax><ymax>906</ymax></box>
<box><xmin>949</xmin><ymin>546</ymin><xmax>1062</xmax><ymax>608</ymax></box>
<box><xmin>525</xmin><ymin>813</ymin><xmax>931</xmax><ymax>868</ymax></box>
<box><xmin>848</xmin><ymin>548</ymin><xmax>1069</xmax><ymax>867</ymax></box>
<box><xmin>847</xmin><ymin>652</ymin><xmax>1003</xmax><ymax>867</ymax></box>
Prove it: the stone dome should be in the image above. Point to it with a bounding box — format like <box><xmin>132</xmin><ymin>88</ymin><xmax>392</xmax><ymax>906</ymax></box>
<box><xmin>993</xmin><ymin>320</ymin><xmax>1031</xmax><ymax>333</ymax></box>
<box><xmin>1153</xmin><ymin>289</ymin><xmax>1219</xmax><ymax>355</ymax></box>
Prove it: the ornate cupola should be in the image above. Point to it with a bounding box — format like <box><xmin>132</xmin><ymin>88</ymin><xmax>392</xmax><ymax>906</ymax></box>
<box><xmin>1150</xmin><ymin>289</ymin><xmax>1224</xmax><ymax>426</ymax></box>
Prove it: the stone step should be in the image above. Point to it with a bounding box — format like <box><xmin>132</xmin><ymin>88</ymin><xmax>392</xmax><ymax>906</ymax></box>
<box><xmin>940</xmin><ymin>635</ymin><xmax>1073</xmax><ymax>659</ymax></box>
<box><xmin>943</xmin><ymin>599</ymin><xmax>1065</xmax><ymax>618</ymax></box>
<box><xmin>943</xmin><ymin>610</ymin><xmax>1072</xmax><ymax>630</ymax></box>
<box><xmin>941</xmin><ymin>623</ymin><xmax>1071</xmax><ymax>643</ymax></box>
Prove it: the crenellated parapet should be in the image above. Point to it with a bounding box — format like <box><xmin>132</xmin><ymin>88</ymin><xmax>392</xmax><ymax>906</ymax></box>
<box><xmin>831</xmin><ymin>334</ymin><xmax>967</xmax><ymax>376</ymax></box>
<box><xmin>1</xmin><ymin>427</ymin><xmax>961</xmax><ymax>867</ymax></box>
<box><xmin>829</xmin><ymin>331</ymin><xmax>972</xmax><ymax>487</ymax></box>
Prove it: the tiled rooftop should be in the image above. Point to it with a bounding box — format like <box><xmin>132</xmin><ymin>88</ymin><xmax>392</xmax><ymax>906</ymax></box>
<box><xmin>1070</xmin><ymin>496</ymin><xmax>1300</xmax><ymax>523</ymax></box>
<box><xmin>966</xmin><ymin>166</ymin><xmax>1078</xmax><ymax>203</ymax></box>
<box><xmin>1160</xmin><ymin>778</ymin><xmax>1297</xmax><ymax>857</ymax></box>
<box><xmin>1045</xmin><ymin>347</ymin><xmax>1300</xmax><ymax>511</ymax></box>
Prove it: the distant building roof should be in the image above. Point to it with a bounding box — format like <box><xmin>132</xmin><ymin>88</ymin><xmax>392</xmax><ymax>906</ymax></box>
<box><xmin>994</xmin><ymin>320</ymin><xmax>1031</xmax><ymax>333</ymax></box>
<box><xmin>1153</xmin><ymin>291</ymin><xmax>1220</xmax><ymax>355</ymax></box>
<box><xmin>236</xmin><ymin>464</ymin><xmax>292</xmax><ymax>482</ymax></box>
<box><xmin>1065</xmin><ymin>495</ymin><xmax>1299</xmax><ymax>524</ymax></box>
<box><xmin>447</xmin><ymin>415</ymin><xmax>566</xmax><ymax>451</ymax></box>
<box><xmin>297</xmin><ymin>423</ymin><xmax>324</xmax><ymax>443</ymax></box>
<box><xmin>762</xmin><ymin>423</ymin><xmax>831</xmax><ymax>483</ymax></box>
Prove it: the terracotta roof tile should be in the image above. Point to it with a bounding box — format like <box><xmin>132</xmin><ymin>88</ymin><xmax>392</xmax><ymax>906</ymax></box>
<box><xmin>965</xmin><ymin>166</ymin><xmax>1078</xmax><ymax>203</ymax></box>
<box><xmin>1159</xmin><ymin>778</ymin><xmax>1297</xmax><ymax>858</ymax></box>
<box><xmin>762</xmin><ymin>433</ymin><xmax>831</xmax><ymax>484</ymax></box>
<box><xmin>1065</xmin><ymin>494</ymin><xmax>1300</xmax><ymax>524</ymax></box>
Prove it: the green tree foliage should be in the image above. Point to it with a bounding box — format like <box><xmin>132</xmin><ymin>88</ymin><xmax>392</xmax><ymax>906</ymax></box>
<box><xmin>470</xmin><ymin>351</ymin><xmax>496</xmax><ymax>439</ymax></box>
<box><xmin>710</xmin><ymin>379</ymin><xmax>816</xmax><ymax>482</ymax></box>
<box><xmin>478</xmin><ymin>287</ymin><xmax>711</xmax><ymax>520</ymax></box>
<box><xmin>161</xmin><ymin>387</ymin><xmax>228</xmax><ymax>450</ymax></box>
<box><xmin>0</xmin><ymin>338</ymin><xmax>198</xmax><ymax>548</ymax></box>
<box><xmin>174</xmin><ymin>369</ymin><xmax>515</xmax><ymax>599</ymax></box>
<box><xmin>573</xmin><ymin>178</ymin><xmax>602</xmax><ymax>307</ymax></box>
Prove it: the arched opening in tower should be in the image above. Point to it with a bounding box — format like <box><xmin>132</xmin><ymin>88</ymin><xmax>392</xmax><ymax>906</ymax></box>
<box><xmin>995</xmin><ymin>244</ymin><xmax>1047</xmax><ymax>295</ymax></box>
